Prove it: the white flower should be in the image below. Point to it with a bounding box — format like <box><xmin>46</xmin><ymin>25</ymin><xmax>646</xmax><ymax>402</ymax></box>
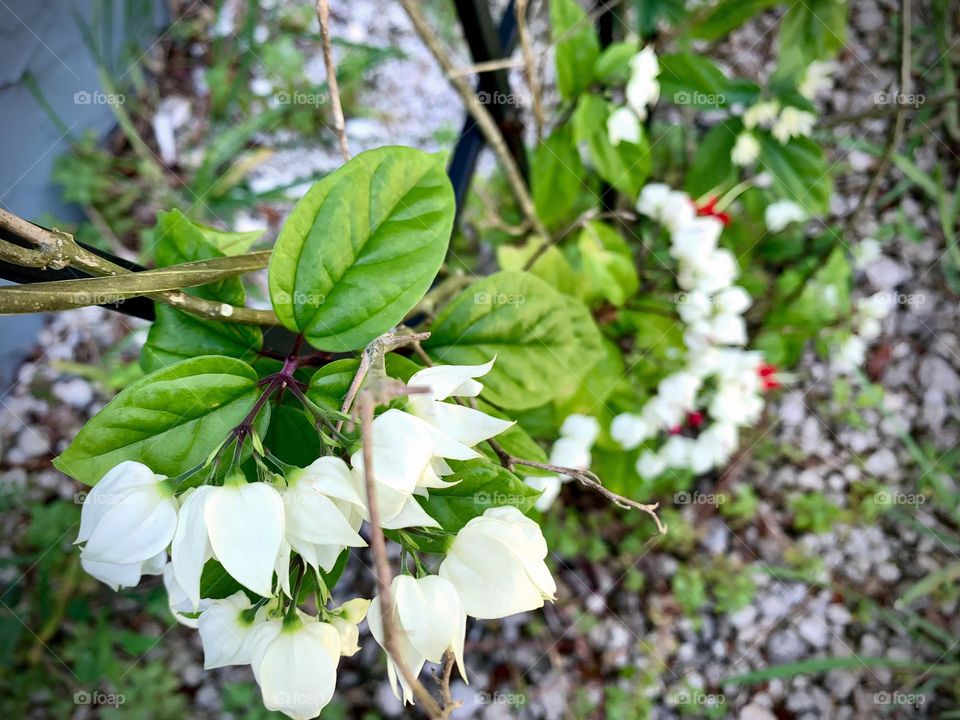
<box><xmin>772</xmin><ymin>107</ymin><xmax>816</xmax><ymax>143</ymax></box>
<box><xmin>834</xmin><ymin>335</ymin><xmax>866</xmax><ymax>373</ymax></box>
<box><xmin>560</xmin><ymin>414</ymin><xmax>600</xmax><ymax>447</ymax></box>
<box><xmin>349</xmin><ymin>409</ymin><xmax>442</xmax><ymax>530</ymax></box>
<box><xmin>171</xmin><ymin>479</ymin><xmax>285</xmax><ymax>609</ymax></box>
<box><xmin>799</xmin><ymin>60</ymin><xmax>837</xmax><ymax>100</ymax></box>
<box><xmin>607</xmin><ymin>106</ymin><xmax>641</xmax><ymax>146</ymax></box>
<box><xmin>690</xmin><ymin>423</ymin><xmax>739</xmax><ymax>474</ymax></box>
<box><xmin>853</xmin><ymin>238</ymin><xmax>882</xmax><ymax>268</ymax></box>
<box><xmin>660</xmin><ymin>435</ymin><xmax>693</xmax><ymax>469</ymax></box>
<box><xmin>635</xmin><ymin>450</ymin><xmax>666</xmax><ymax>479</ymax></box>
<box><xmin>439</xmin><ymin>506</ymin><xmax>555</xmax><ymax>619</ymax></box>
<box><xmin>657</xmin><ymin>372</ymin><xmax>702</xmax><ymax>413</ymax></box>
<box><xmin>679</xmin><ymin>248</ymin><xmax>739</xmax><ymax>293</ymax></box>
<box><xmin>643</xmin><ymin>394</ymin><xmax>685</xmax><ymax>430</ymax></box>
<box><xmin>328</xmin><ymin>598</ymin><xmax>370</xmax><ymax>657</ymax></box>
<box><xmin>709</xmin><ymin>378</ymin><xmax>764</xmax><ymax>427</ymax></box>
<box><xmin>524</xmin><ymin>474</ymin><xmax>562</xmax><ymax>511</ymax></box>
<box><xmin>660</xmin><ymin>190</ymin><xmax>697</xmax><ymax>232</ymax></box>
<box><xmin>670</xmin><ymin>217</ymin><xmax>723</xmax><ymax>264</ymax></box>
<box><xmin>742</xmin><ymin>100</ymin><xmax>780</xmax><ymax>129</ymax></box>
<box><xmin>626</xmin><ymin>46</ymin><xmax>660</xmax><ymax>119</ymax></box>
<box><xmin>247</xmin><ymin>617</ymin><xmax>341</xmax><ymax>720</ymax></box>
<box><xmin>75</xmin><ymin>461</ymin><xmax>178</xmax><ymax>590</ymax></box>
<box><xmin>731</xmin><ymin>131</ymin><xmax>760</xmax><ymax>166</ymax></box>
<box><xmin>367</xmin><ymin>575</ymin><xmax>467</xmax><ymax>704</ymax></box>
<box><xmin>280</xmin><ymin>457</ymin><xmax>367</xmax><ymax>574</ymax></box>
<box><xmin>636</xmin><ymin>183</ymin><xmax>671</xmax><ymax>218</ymax></box>
<box><xmin>714</xmin><ymin>286</ymin><xmax>752</xmax><ymax>316</ymax></box>
<box><xmin>163</xmin><ymin>563</ymin><xmax>205</xmax><ymax>628</ymax></box>
<box><xmin>197</xmin><ymin>590</ymin><xmax>261</xmax><ymax>669</ymax></box>
<box><xmin>678</xmin><ymin>290</ymin><xmax>713</xmax><ymax>325</ymax></box>
<box><xmin>549</xmin><ymin>437</ymin><xmax>591</xmax><ymax>474</ymax></box>
<box><xmin>405</xmin><ymin>359</ymin><xmax>514</xmax><ymax>461</ymax></box>
<box><xmin>764</xmin><ymin>199</ymin><xmax>808</xmax><ymax>233</ymax></box>
<box><xmin>610</xmin><ymin>413</ymin><xmax>652</xmax><ymax>450</ymax></box>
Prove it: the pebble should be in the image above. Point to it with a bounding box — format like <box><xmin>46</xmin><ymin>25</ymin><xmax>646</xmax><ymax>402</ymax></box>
<box><xmin>797</xmin><ymin>616</ymin><xmax>830</xmax><ymax>648</ymax></box>
<box><xmin>767</xmin><ymin>630</ymin><xmax>806</xmax><ymax>663</ymax></box>
<box><xmin>864</xmin><ymin>448</ymin><xmax>898</xmax><ymax>478</ymax></box>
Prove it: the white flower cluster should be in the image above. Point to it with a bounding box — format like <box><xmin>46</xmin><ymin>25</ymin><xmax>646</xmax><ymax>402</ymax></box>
<box><xmin>73</xmin><ymin>359</ymin><xmax>556</xmax><ymax>719</ymax></box>
<box><xmin>833</xmin><ymin>292</ymin><xmax>895</xmax><ymax>374</ymax></box>
<box><xmin>607</xmin><ymin>46</ymin><xmax>660</xmax><ymax>146</ymax></box>
<box><xmin>732</xmin><ymin>61</ymin><xmax>835</xmax><ymax>166</ymax></box>
<box><xmin>524</xmin><ymin>414</ymin><xmax>600</xmax><ymax>511</ymax></box>
<box><xmin>610</xmin><ymin>184</ymin><xmax>775</xmax><ymax>478</ymax></box>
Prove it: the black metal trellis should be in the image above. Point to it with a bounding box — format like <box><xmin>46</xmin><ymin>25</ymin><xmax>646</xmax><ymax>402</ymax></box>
<box><xmin>0</xmin><ymin>0</ymin><xmax>529</xmax><ymax>347</ymax></box>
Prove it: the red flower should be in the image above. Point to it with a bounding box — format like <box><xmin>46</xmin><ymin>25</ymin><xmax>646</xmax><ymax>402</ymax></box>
<box><xmin>687</xmin><ymin>411</ymin><xmax>705</xmax><ymax>428</ymax></box>
<box><xmin>693</xmin><ymin>196</ymin><xmax>731</xmax><ymax>226</ymax></box>
<box><xmin>758</xmin><ymin>362</ymin><xmax>780</xmax><ymax>390</ymax></box>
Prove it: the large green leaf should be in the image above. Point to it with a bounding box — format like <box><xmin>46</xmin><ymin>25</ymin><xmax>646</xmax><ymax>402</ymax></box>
<box><xmin>54</xmin><ymin>356</ymin><xmax>269</xmax><ymax>485</ymax></box>
<box><xmin>497</xmin><ymin>241</ymin><xmax>578</xmax><ymax>296</ymax></box>
<box><xmin>573</xmin><ymin>93</ymin><xmax>651</xmax><ymax>198</ymax></box>
<box><xmin>572</xmin><ymin>220</ymin><xmax>638</xmax><ymax>307</ymax></box>
<box><xmin>551</xmin><ymin>0</ymin><xmax>600</xmax><ymax>101</ymax></box>
<box><xmin>269</xmin><ymin>146</ymin><xmax>455</xmax><ymax>351</ymax></box>
<box><xmin>531</xmin><ymin>124</ymin><xmax>592</xmax><ymax>230</ymax></box>
<box><xmin>691</xmin><ymin>0</ymin><xmax>782</xmax><ymax>40</ymax></box>
<box><xmin>423</xmin><ymin>271</ymin><xmax>603</xmax><ymax>410</ymax></box>
<box><xmin>417</xmin><ymin>459</ymin><xmax>540</xmax><ymax>533</ymax></box>
<box><xmin>658</xmin><ymin>53</ymin><xmax>760</xmax><ymax>108</ymax></box>
<box><xmin>758</xmin><ymin>134</ymin><xmax>832</xmax><ymax>214</ymax></box>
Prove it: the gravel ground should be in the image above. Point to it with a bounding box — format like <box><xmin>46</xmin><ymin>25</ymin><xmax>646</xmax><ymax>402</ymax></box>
<box><xmin>2</xmin><ymin>1</ymin><xmax>958</xmax><ymax>718</ymax></box>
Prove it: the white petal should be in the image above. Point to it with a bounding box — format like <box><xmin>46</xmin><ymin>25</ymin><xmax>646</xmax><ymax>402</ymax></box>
<box><xmin>408</xmin><ymin>359</ymin><xmax>495</xmax><ymax>401</ymax></box>
<box><xmin>205</xmin><ymin>482</ymin><xmax>285</xmax><ymax>599</ymax></box>
<box><xmin>76</xmin><ymin>461</ymin><xmax>161</xmax><ymax>544</ymax></box>
<box><xmin>425</xmin><ymin>402</ymin><xmax>514</xmax><ymax>449</ymax></box>
<box><xmin>81</xmin><ymin>556</ymin><xmax>147</xmax><ymax>591</ymax></box>
<box><xmin>381</xmin><ymin>496</ymin><xmax>440</xmax><ymax>530</ymax></box>
<box><xmin>197</xmin><ymin>591</ymin><xmax>255</xmax><ymax>669</ymax></box>
<box><xmin>82</xmin><ymin>487</ymin><xmax>177</xmax><ymax>564</ymax></box>
<box><xmin>172</xmin><ymin>486</ymin><xmax>215</xmax><ymax>609</ymax></box>
<box><xmin>255</xmin><ymin>621</ymin><xmax>341</xmax><ymax>719</ymax></box>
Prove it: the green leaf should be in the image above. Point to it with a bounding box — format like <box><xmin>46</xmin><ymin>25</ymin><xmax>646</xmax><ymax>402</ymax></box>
<box><xmin>142</xmin><ymin>305</ymin><xmax>262</xmax><ymax>373</ymax></box>
<box><xmin>573</xmin><ymin>93</ymin><xmax>651</xmax><ymax>198</ymax></box>
<box><xmin>593</xmin><ymin>40</ymin><xmax>638</xmax><ymax>83</ymax></box>
<box><xmin>531</xmin><ymin>124</ymin><xmax>593</xmax><ymax>230</ymax></box>
<box><xmin>497</xmin><ymin>240</ymin><xmax>578</xmax><ymax>296</ymax></box>
<box><xmin>758</xmin><ymin>134</ymin><xmax>832</xmax><ymax>214</ymax></box>
<box><xmin>194</xmin><ymin>224</ymin><xmax>264</xmax><ymax>256</ymax></box>
<box><xmin>423</xmin><ymin>271</ymin><xmax>603</xmax><ymax>410</ymax></box>
<box><xmin>572</xmin><ymin>220</ymin><xmax>638</xmax><ymax>306</ymax></box>
<box><xmin>685</xmin><ymin>117</ymin><xmax>742</xmax><ymax>198</ymax></box>
<box><xmin>263</xmin><ymin>403</ymin><xmax>322</xmax><ymax>467</ymax></box>
<box><xmin>305</xmin><ymin>354</ymin><xmax>423</xmax><ymax>412</ymax></box>
<box><xmin>551</xmin><ymin>0</ymin><xmax>600</xmax><ymax>101</ymax></box>
<box><xmin>417</xmin><ymin>459</ymin><xmax>540</xmax><ymax>533</ymax></box>
<box><xmin>691</xmin><ymin>0</ymin><xmax>782</xmax><ymax>40</ymax></box>
<box><xmin>659</xmin><ymin>53</ymin><xmax>760</xmax><ymax>108</ymax></box>
<box><xmin>635</xmin><ymin>0</ymin><xmax>686</xmax><ymax>37</ymax></box>
<box><xmin>777</xmin><ymin>0</ymin><xmax>847</xmax><ymax>74</ymax></box>
<box><xmin>54</xmin><ymin>356</ymin><xmax>269</xmax><ymax>485</ymax></box>
<box><xmin>269</xmin><ymin>146</ymin><xmax>455</xmax><ymax>351</ymax></box>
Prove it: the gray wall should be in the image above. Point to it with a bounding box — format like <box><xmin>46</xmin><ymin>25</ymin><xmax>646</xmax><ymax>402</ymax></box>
<box><xmin>0</xmin><ymin>0</ymin><xmax>166</xmax><ymax>387</ymax></box>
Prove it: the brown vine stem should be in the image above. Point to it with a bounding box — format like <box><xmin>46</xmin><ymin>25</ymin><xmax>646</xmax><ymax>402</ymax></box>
<box><xmin>844</xmin><ymin>0</ymin><xmax>911</xmax><ymax>235</ymax></box>
<box><xmin>515</xmin><ymin>0</ymin><xmax>545</xmax><ymax>141</ymax></box>
<box><xmin>489</xmin><ymin>439</ymin><xmax>667</xmax><ymax>534</ymax></box>
<box><xmin>397</xmin><ymin>0</ymin><xmax>549</xmax><ymax>241</ymax></box>
<box><xmin>315</xmin><ymin>0</ymin><xmax>351</xmax><ymax>162</ymax></box>
<box><xmin>359</xmin><ymin>391</ymin><xmax>450</xmax><ymax>719</ymax></box>
<box><xmin>0</xmin><ymin>208</ymin><xmax>277</xmax><ymax>325</ymax></box>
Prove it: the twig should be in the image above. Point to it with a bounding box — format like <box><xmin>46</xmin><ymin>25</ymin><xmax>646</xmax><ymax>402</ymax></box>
<box><xmin>359</xmin><ymin>393</ymin><xmax>447</xmax><ymax>719</ymax></box>
<box><xmin>515</xmin><ymin>0</ymin><xmax>545</xmax><ymax>141</ymax></box>
<box><xmin>449</xmin><ymin>57</ymin><xmax>525</xmax><ymax>78</ymax></box>
<box><xmin>397</xmin><ymin>0</ymin><xmax>548</xmax><ymax>240</ymax></box>
<box><xmin>315</xmin><ymin>0</ymin><xmax>350</xmax><ymax>162</ymax></box>
<box><xmin>337</xmin><ymin>331</ymin><xmax>432</xmax><ymax>431</ymax></box>
<box><xmin>844</xmin><ymin>0</ymin><xmax>911</xmax><ymax>234</ymax></box>
<box><xmin>0</xmin><ymin>208</ymin><xmax>277</xmax><ymax>325</ymax></box>
<box><xmin>509</xmin><ymin>456</ymin><xmax>667</xmax><ymax>534</ymax></box>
